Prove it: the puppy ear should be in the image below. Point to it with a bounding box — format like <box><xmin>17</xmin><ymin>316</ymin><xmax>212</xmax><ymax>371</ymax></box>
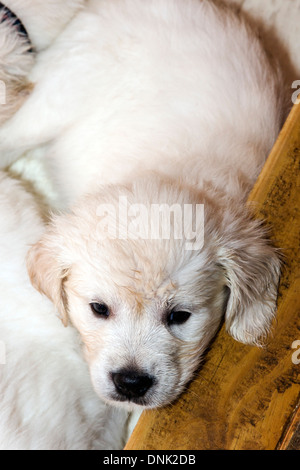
<box><xmin>27</xmin><ymin>232</ymin><xmax>70</xmax><ymax>326</ymax></box>
<box><xmin>218</xmin><ymin>218</ymin><xmax>280</xmax><ymax>346</ymax></box>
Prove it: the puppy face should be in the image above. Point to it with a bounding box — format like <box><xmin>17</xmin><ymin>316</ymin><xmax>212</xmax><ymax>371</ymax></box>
<box><xmin>27</xmin><ymin>179</ymin><xmax>280</xmax><ymax>409</ymax></box>
<box><xmin>61</xmin><ymin>241</ymin><xmax>225</xmax><ymax>409</ymax></box>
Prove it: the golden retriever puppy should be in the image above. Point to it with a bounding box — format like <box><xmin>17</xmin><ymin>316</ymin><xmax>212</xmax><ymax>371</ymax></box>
<box><xmin>0</xmin><ymin>0</ymin><xmax>285</xmax><ymax>409</ymax></box>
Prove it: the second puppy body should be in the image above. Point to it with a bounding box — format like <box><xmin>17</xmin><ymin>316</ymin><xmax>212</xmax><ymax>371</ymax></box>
<box><xmin>0</xmin><ymin>0</ymin><xmax>285</xmax><ymax>410</ymax></box>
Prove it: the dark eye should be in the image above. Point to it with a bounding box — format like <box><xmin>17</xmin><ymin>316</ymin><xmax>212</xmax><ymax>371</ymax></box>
<box><xmin>90</xmin><ymin>302</ymin><xmax>110</xmax><ymax>318</ymax></box>
<box><xmin>167</xmin><ymin>310</ymin><xmax>191</xmax><ymax>326</ymax></box>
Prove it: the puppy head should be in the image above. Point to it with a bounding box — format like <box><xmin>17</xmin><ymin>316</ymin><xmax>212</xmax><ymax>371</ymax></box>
<box><xmin>27</xmin><ymin>178</ymin><xmax>280</xmax><ymax>409</ymax></box>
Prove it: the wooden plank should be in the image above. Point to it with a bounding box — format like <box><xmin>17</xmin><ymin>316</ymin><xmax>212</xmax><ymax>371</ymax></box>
<box><xmin>125</xmin><ymin>103</ymin><xmax>300</xmax><ymax>450</ymax></box>
<box><xmin>277</xmin><ymin>403</ymin><xmax>300</xmax><ymax>450</ymax></box>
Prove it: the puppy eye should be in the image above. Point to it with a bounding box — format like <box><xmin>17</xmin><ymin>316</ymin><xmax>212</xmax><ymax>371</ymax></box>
<box><xmin>90</xmin><ymin>302</ymin><xmax>110</xmax><ymax>318</ymax></box>
<box><xmin>167</xmin><ymin>310</ymin><xmax>191</xmax><ymax>326</ymax></box>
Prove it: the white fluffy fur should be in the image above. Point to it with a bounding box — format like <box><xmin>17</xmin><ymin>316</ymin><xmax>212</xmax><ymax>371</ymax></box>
<box><xmin>4</xmin><ymin>0</ymin><xmax>85</xmax><ymax>50</ymax></box>
<box><xmin>0</xmin><ymin>6</ymin><xmax>34</xmax><ymax>124</ymax></box>
<box><xmin>0</xmin><ymin>172</ymin><xmax>128</xmax><ymax>449</ymax></box>
<box><xmin>0</xmin><ymin>1</ymin><xmax>284</xmax><ymax>410</ymax></box>
<box><xmin>0</xmin><ymin>0</ymin><xmax>284</xmax><ymax>202</ymax></box>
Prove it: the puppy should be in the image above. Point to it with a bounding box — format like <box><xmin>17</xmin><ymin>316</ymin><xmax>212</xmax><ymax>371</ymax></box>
<box><xmin>1</xmin><ymin>0</ymin><xmax>285</xmax><ymax>409</ymax></box>
<box><xmin>0</xmin><ymin>172</ymin><xmax>128</xmax><ymax>449</ymax></box>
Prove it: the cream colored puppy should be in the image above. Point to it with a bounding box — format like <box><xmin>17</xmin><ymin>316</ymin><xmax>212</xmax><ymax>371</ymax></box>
<box><xmin>0</xmin><ymin>0</ymin><xmax>285</xmax><ymax>409</ymax></box>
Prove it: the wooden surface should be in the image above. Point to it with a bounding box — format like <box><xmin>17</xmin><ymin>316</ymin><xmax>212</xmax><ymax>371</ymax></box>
<box><xmin>125</xmin><ymin>103</ymin><xmax>300</xmax><ymax>450</ymax></box>
<box><xmin>277</xmin><ymin>403</ymin><xmax>300</xmax><ymax>450</ymax></box>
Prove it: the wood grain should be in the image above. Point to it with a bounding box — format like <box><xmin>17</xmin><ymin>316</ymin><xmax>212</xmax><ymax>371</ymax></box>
<box><xmin>125</xmin><ymin>103</ymin><xmax>300</xmax><ymax>450</ymax></box>
<box><xmin>277</xmin><ymin>403</ymin><xmax>300</xmax><ymax>450</ymax></box>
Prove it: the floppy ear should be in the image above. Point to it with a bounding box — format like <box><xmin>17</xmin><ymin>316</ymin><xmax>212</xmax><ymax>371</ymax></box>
<box><xmin>27</xmin><ymin>231</ymin><xmax>70</xmax><ymax>326</ymax></box>
<box><xmin>218</xmin><ymin>218</ymin><xmax>281</xmax><ymax>346</ymax></box>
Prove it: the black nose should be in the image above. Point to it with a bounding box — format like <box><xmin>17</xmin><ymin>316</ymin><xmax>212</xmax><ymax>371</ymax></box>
<box><xmin>111</xmin><ymin>369</ymin><xmax>154</xmax><ymax>399</ymax></box>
